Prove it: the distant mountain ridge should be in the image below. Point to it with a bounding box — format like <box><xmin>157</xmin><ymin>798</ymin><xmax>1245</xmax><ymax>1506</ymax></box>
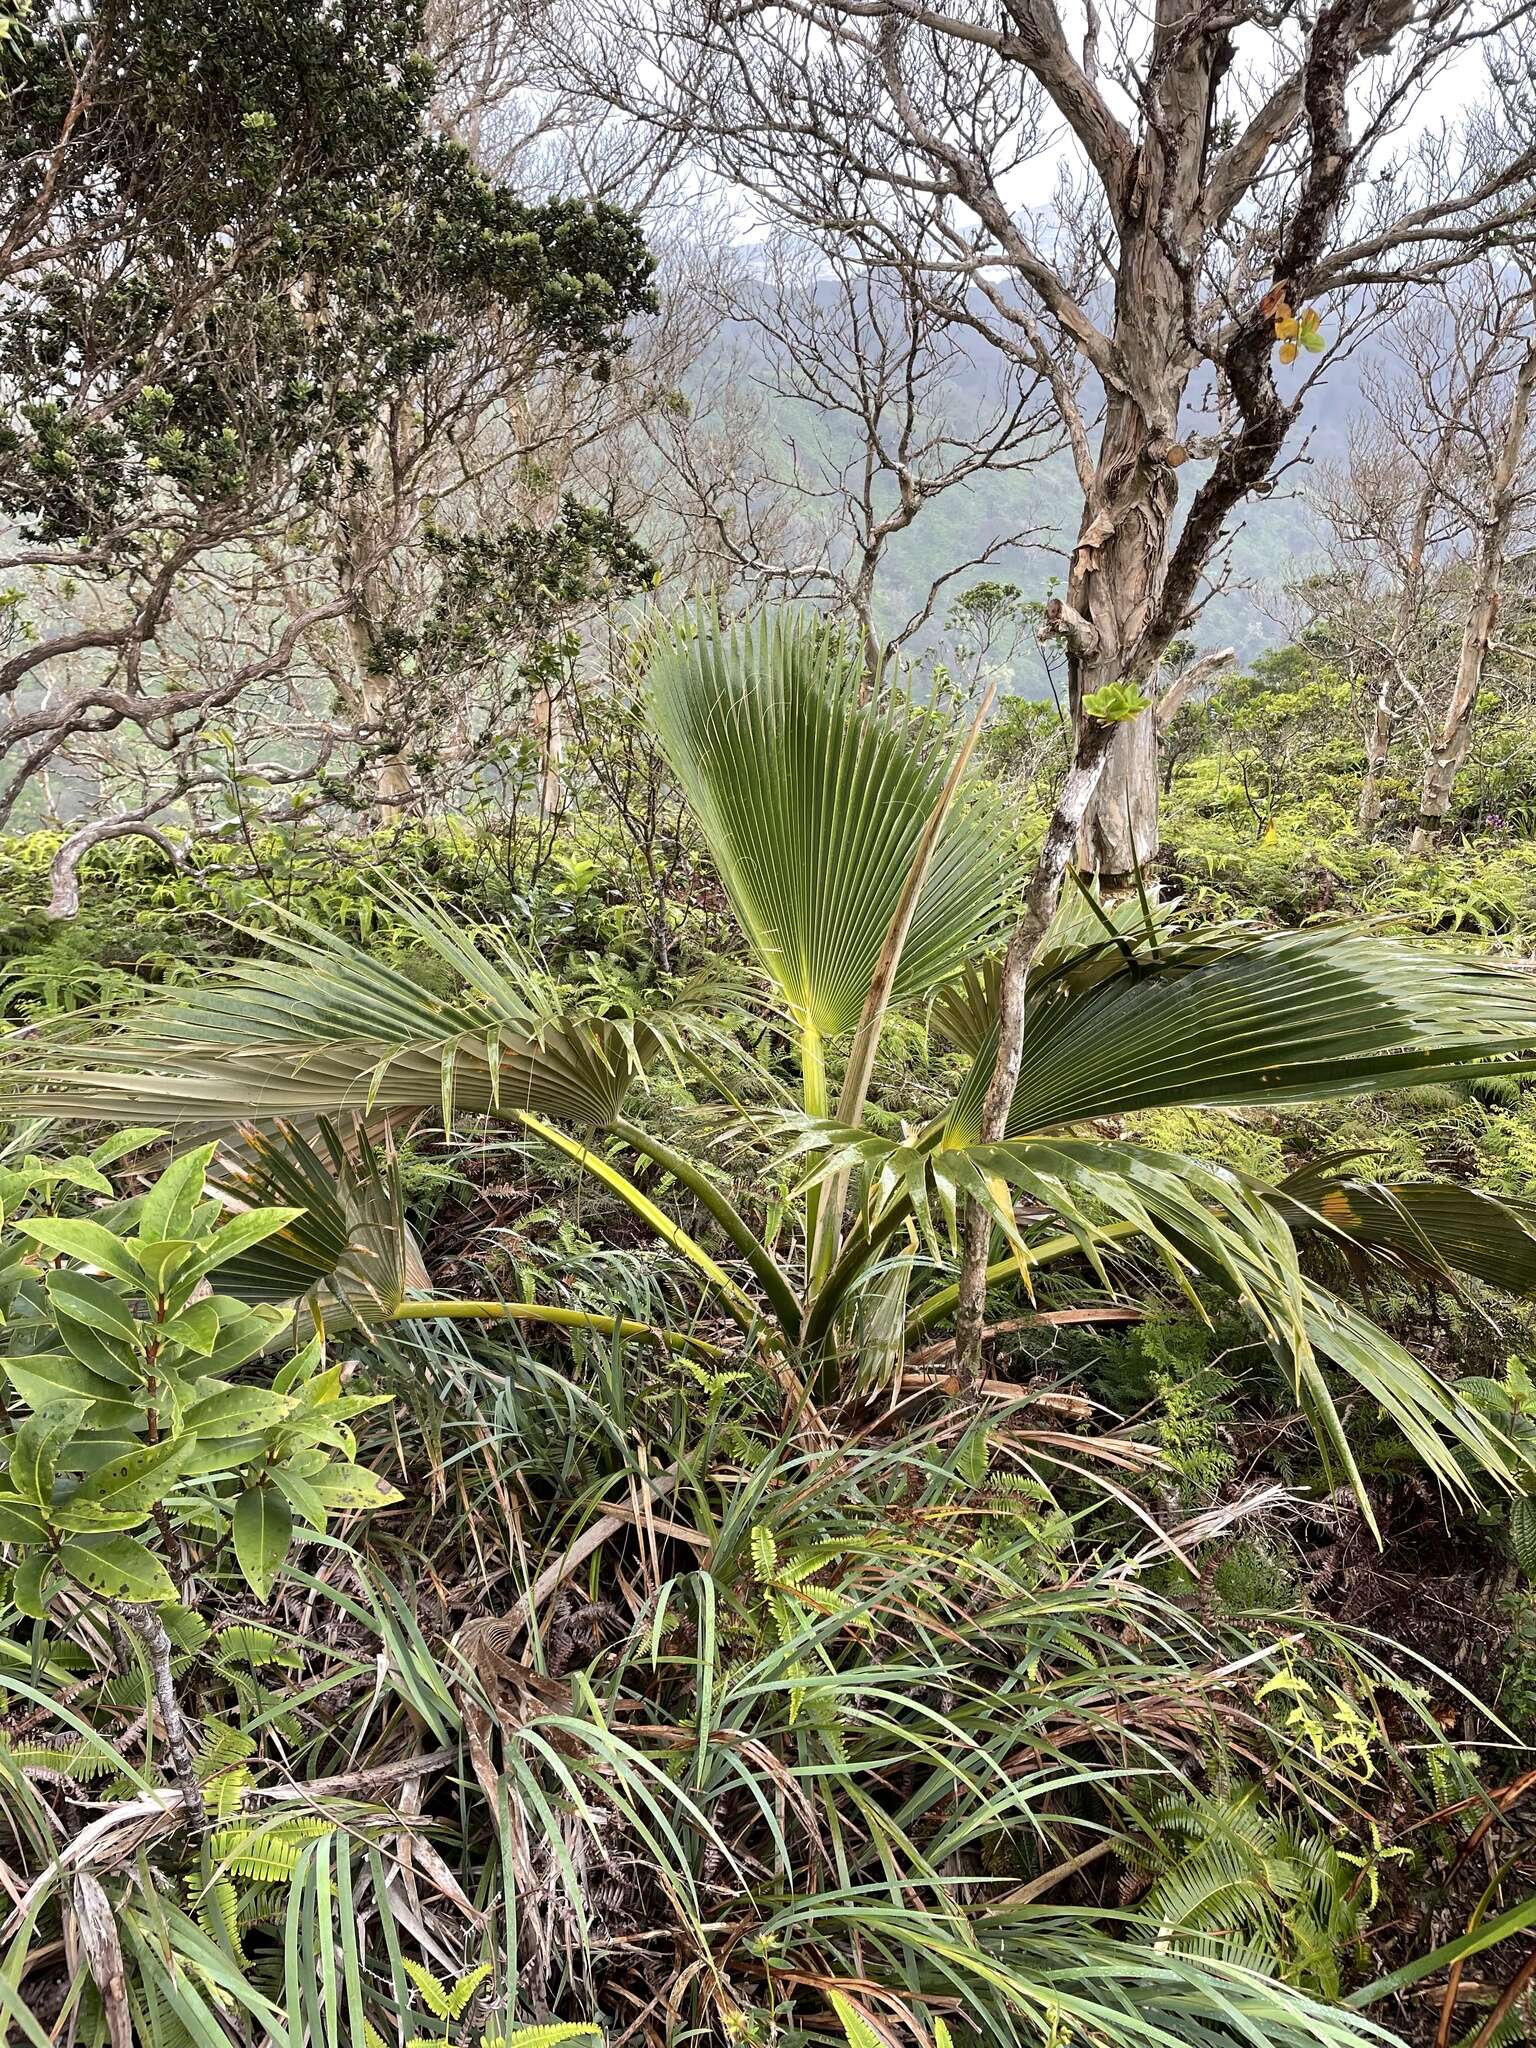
<box><xmin>703</xmin><ymin>303</ymin><xmax>1374</xmax><ymax>690</ymax></box>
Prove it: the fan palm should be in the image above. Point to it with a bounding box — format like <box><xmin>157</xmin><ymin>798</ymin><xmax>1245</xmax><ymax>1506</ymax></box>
<box><xmin>6</xmin><ymin>610</ymin><xmax>1536</xmax><ymax>1526</ymax></box>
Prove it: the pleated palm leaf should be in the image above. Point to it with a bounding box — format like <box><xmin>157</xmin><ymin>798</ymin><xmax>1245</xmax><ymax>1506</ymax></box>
<box><xmin>938</xmin><ymin>918</ymin><xmax>1536</xmax><ymax>1139</ymax></box>
<box><xmin>647</xmin><ymin>610</ymin><xmax>1012</xmax><ymax>1101</ymax></box>
<box><xmin>5</xmin><ymin>888</ymin><xmax>662</xmax><ymax>1130</ymax></box>
<box><xmin>1273</xmin><ymin>1157</ymin><xmax>1536</xmax><ymax>1297</ymax></box>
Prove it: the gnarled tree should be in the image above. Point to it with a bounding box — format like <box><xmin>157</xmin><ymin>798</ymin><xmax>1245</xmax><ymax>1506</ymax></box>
<box><xmin>0</xmin><ymin>0</ymin><xmax>655</xmax><ymax>889</ymax></box>
<box><xmin>558</xmin><ymin>0</ymin><xmax>1536</xmax><ymax>877</ymax></box>
<box><xmin>1410</xmin><ymin>273</ymin><xmax>1536</xmax><ymax>850</ymax></box>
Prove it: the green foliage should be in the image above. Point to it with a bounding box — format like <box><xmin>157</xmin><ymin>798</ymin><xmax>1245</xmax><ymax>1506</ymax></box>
<box><xmin>7</xmin><ymin>612</ymin><xmax>1536</xmax><ymax>2046</ymax></box>
<box><xmin>0</xmin><ymin>0</ymin><xmax>654</xmax><ymax>544</ymax></box>
<box><xmin>0</xmin><ymin>812</ymin><xmax>722</xmax><ymax>1024</ymax></box>
<box><xmin>1125</xmin><ymin>1786</ymin><xmax>1365</xmax><ymax>1995</ymax></box>
<box><xmin>1134</xmin><ymin>1318</ymin><xmax>1236</xmax><ymax>1504</ymax></box>
<box><xmin>1083</xmin><ymin>680</ymin><xmax>1152</xmax><ymax>722</ymax></box>
<box><xmin>0</xmin><ymin>1147</ymin><xmax>398</xmax><ymax>1611</ymax></box>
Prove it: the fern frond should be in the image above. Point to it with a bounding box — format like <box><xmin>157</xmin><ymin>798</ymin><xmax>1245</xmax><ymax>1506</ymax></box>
<box><xmin>1511</xmin><ymin>1494</ymin><xmax>1536</xmax><ymax>1580</ymax></box>
<box><xmin>480</xmin><ymin>2029</ymin><xmax>600</xmax><ymax>2048</ymax></box>
<box><xmin>210</xmin><ymin>1815</ymin><xmax>333</xmax><ymax>1884</ymax></box>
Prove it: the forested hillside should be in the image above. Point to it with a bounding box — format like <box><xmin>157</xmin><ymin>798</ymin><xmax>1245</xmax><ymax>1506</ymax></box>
<box><xmin>4</xmin><ymin>6</ymin><xmax>1536</xmax><ymax>2048</ymax></box>
<box><xmin>694</xmin><ymin>317</ymin><xmax>1371</xmax><ymax>674</ymax></box>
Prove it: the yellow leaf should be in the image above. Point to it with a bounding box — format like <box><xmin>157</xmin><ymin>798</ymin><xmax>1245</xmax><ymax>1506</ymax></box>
<box><xmin>1273</xmin><ymin>316</ymin><xmax>1299</xmax><ymax>341</ymax></box>
<box><xmin>1278</xmin><ymin>340</ymin><xmax>1298</xmax><ymax>365</ymax></box>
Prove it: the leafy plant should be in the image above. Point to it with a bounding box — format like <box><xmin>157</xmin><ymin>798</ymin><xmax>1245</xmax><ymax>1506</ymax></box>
<box><xmin>0</xmin><ymin>1145</ymin><xmax>399</xmax><ymax>1830</ymax></box>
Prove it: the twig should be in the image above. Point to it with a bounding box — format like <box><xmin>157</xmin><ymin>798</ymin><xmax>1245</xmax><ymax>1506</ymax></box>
<box><xmin>1469</xmin><ymin>1950</ymin><xmax>1536</xmax><ymax>2048</ymax></box>
<box><xmin>249</xmin><ymin>1749</ymin><xmax>457</xmax><ymax>1806</ymax></box>
<box><xmin>907</xmin><ymin>1304</ymin><xmax>1142</xmax><ymax>1370</ymax></box>
<box><xmin>114</xmin><ymin>1603</ymin><xmax>206</xmax><ymax>1833</ymax></box>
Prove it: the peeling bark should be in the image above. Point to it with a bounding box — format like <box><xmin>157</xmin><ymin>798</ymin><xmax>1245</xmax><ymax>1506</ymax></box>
<box><xmin>114</xmin><ymin>1601</ymin><xmax>208</xmax><ymax>1832</ymax></box>
<box><xmin>1411</xmin><ymin>324</ymin><xmax>1536</xmax><ymax>853</ymax></box>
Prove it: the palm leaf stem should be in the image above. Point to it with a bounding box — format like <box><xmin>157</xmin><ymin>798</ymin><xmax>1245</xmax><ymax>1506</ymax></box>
<box><xmin>612</xmin><ymin>1117</ymin><xmax>801</xmax><ymax>1338</ymax></box>
<box><xmin>801</xmin><ymin>1194</ymin><xmax>917</xmax><ymax>1356</ymax></box>
<box><xmin>384</xmin><ymin>1300</ymin><xmax>725</xmax><ymax>1359</ymax></box>
<box><xmin>802</xmin><ymin>1023</ymin><xmax>828</xmax><ymax>1266</ymax></box>
<box><xmin>517</xmin><ymin>1112</ymin><xmax>757</xmax><ymax>1331</ymax></box>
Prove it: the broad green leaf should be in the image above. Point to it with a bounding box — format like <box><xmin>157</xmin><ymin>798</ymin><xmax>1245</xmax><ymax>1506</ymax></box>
<box><xmin>87</xmin><ymin>1126</ymin><xmax>167</xmax><ymax>1166</ymax></box>
<box><xmin>270</xmin><ymin>1464</ymin><xmax>329</xmax><ymax>1531</ymax></box>
<box><xmin>72</xmin><ymin>1439</ymin><xmax>191</xmax><ymax>1512</ymax></box>
<box><xmin>58</xmin><ymin>1532</ymin><xmax>177</xmax><ymax>1602</ymax></box>
<box><xmin>199</xmin><ymin>1304</ymin><xmax>291</xmax><ymax>1376</ymax></box>
<box><xmin>308</xmin><ymin>1463</ymin><xmax>402</xmax><ymax>1511</ymax></box>
<box><xmin>11</xmin><ymin>1399</ymin><xmax>88</xmax><ymax>1505</ymax></box>
<box><xmin>187</xmin><ymin>1208</ymin><xmax>305</xmax><ymax>1282</ymax></box>
<box><xmin>0</xmin><ymin>1493</ymin><xmax>48</xmax><ymax>1541</ymax></box>
<box><xmin>45</xmin><ymin>1270</ymin><xmax>140</xmax><ymax>1341</ymax></box>
<box><xmin>12</xmin><ymin>1549</ymin><xmax>53</xmax><ymax>1618</ymax></box>
<box><xmin>43</xmin><ymin>1158</ymin><xmax>114</xmax><ymax>1196</ymax></box>
<box><xmin>140</xmin><ymin>1143</ymin><xmax>218</xmax><ymax>1242</ymax></box>
<box><xmin>132</xmin><ymin>1237</ymin><xmax>197</xmax><ymax>1291</ymax></box>
<box><xmin>294</xmin><ymin>1389</ymin><xmax>388</xmax><ymax>1425</ymax></box>
<box><xmin>1082</xmin><ymin>680</ymin><xmax>1150</xmax><ymax>721</ymax></box>
<box><xmin>1</xmin><ymin>1353</ymin><xmax>142</xmax><ymax>1428</ymax></box>
<box><xmin>43</xmin><ymin>1499</ymin><xmax>153</xmax><ymax>1534</ymax></box>
<box><xmin>232</xmin><ymin>1486</ymin><xmax>294</xmax><ymax>1598</ymax></box>
<box><xmin>16</xmin><ymin>1217</ymin><xmax>142</xmax><ymax>1285</ymax></box>
<box><xmin>273</xmin><ymin>1333</ymin><xmax>326</xmax><ymax>1395</ymax></box>
<box><xmin>184</xmin><ymin>1385</ymin><xmax>294</xmax><ymax>1435</ymax></box>
<box><xmin>177</xmin><ymin>1435</ymin><xmax>268</xmax><ymax>1479</ymax></box>
<box><xmin>157</xmin><ymin>1299</ymin><xmax>223</xmax><ymax>1357</ymax></box>
<box><xmin>51</xmin><ymin>1308</ymin><xmax>139</xmax><ymax>1383</ymax></box>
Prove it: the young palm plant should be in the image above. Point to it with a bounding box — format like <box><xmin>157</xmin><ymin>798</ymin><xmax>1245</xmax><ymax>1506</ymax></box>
<box><xmin>6</xmin><ymin>610</ymin><xmax>1536</xmax><ymax>1533</ymax></box>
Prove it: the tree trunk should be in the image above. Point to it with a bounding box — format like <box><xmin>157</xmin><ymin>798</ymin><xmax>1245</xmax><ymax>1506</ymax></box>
<box><xmin>1411</xmin><ymin>329</ymin><xmax>1536</xmax><ymax>853</ymax></box>
<box><xmin>1067</xmin><ymin>398</ymin><xmax>1182</xmax><ymax>883</ymax></box>
<box><xmin>1357</xmin><ymin>673</ymin><xmax>1399</xmax><ymax>837</ymax></box>
<box><xmin>346</xmin><ymin>612</ymin><xmax>412</xmax><ymax>826</ymax></box>
<box><xmin>1362</xmin><ymin>432</ymin><xmax>1448</xmax><ymax>838</ymax></box>
<box><xmin>114</xmin><ymin>1603</ymin><xmax>208</xmax><ymax>1831</ymax></box>
<box><xmin>952</xmin><ymin>711</ymin><xmax>1122</xmax><ymax>1379</ymax></box>
<box><xmin>532</xmin><ymin>680</ymin><xmax>564</xmax><ymax>821</ymax></box>
<box><xmin>1062</xmin><ymin>7</ymin><xmax>1220</xmax><ymax>882</ymax></box>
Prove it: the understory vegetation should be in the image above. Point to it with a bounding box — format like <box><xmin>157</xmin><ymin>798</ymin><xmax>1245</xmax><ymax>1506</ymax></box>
<box><xmin>3</xmin><ymin>617</ymin><xmax>1536</xmax><ymax>2048</ymax></box>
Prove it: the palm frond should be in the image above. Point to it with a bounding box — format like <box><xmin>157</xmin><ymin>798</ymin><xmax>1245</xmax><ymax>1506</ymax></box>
<box><xmin>1275</xmin><ymin>1160</ymin><xmax>1536</xmax><ymax>1297</ymax></box>
<box><xmin>0</xmin><ymin>890</ymin><xmax>662</xmax><ymax>1129</ymax></box>
<box><xmin>208</xmin><ymin>1118</ymin><xmax>430</xmax><ymax>1316</ymax></box>
<box><xmin>647</xmin><ymin>609</ymin><xmax>1010</xmax><ymax>1041</ymax></box>
<box><xmin>789</xmin><ymin>1120</ymin><xmax>1521</xmax><ymax>1514</ymax></box>
<box><xmin>942</xmin><ymin>923</ymin><xmax>1536</xmax><ymax>1139</ymax></box>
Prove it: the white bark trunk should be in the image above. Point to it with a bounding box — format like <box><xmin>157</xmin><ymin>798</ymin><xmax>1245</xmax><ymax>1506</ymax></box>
<box><xmin>1357</xmin><ymin>673</ymin><xmax>1398</xmax><ymax>838</ymax></box>
<box><xmin>345</xmin><ymin>612</ymin><xmax>412</xmax><ymax>826</ymax></box>
<box><xmin>1410</xmin><ymin>329</ymin><xmax>1536</xmax><ymax>853</ymax></box>
<box><xmin>532</xmin><ymin>681</ymin><xmax>564</xmax><ymax>821</ymax></box>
